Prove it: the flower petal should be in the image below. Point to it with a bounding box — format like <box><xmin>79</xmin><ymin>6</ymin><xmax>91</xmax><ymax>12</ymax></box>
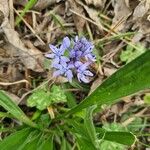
<box><xmin>51</xmin><ymin>57</ymin><xmax>60</xmax><ymax>67</ymax></box>
<box><xmin>65</xmin><ymin>70</ymin><xmax>73</xmax><ymax>82</ymax></box>
<box><xmin>62</xmin><ymin>37</ymin><xmax>71</xmax><ymax>49</ymax></box>
<box><xmin>49</xmin><ymin>44</ymin><xmax>58</xmax><ymax>53</ymax></box>
<box><xmin>69</xmin><ymin>49</ymin><xmax>75</xmax><ymax>58</ymax></box>
<box><xmin>80</xmin><ymin>75</ymin><xmax>89</xmax><ymax>83</ymax></box>
<box><xmin>75</xmin><ymin>36</ymin><xmax>79</xmax><ymax>42</ymax></box>
<box><xmin>77</xmin><ymin>73</ymin><xmax>82</xmax><ymax>82</ymax></box>
<box><xmin>79</xmin><ymin>62</ymin><xmax>89</xmax><ymax>71</ymax></box>
<box><xmin>53</xmin><ymin>70</ymin><xmax>61</xmax><ymax>77</ymax></box>
<box><xmin>74</xmin><ymin>61</ymin><xmax>83</xmax><ymax>68</ymax></box>
<box><xmin>45</xmin><ymin>53</ymin><xmax>55</xmax><ymax>58</ymax></box>
<box><xmin>61</xmin><ymin>56</ymin><xmax>70</xmax><ymax>62</ymax></box>
<box><xmin>85</xmin><ymin>54</ymin><xmax>96</xmax><ymax>62</ymax></box>
<box><xmin>68</xmin><ymin>63</ymin><xmax>74</xmax><ymax>69</ymax></box>
<box><xmin>53</xmin><ymin>63</ymin><xmax>62</xmax><ymax>69</ymax></box>
<box><xmin>83</xmin><ymin>70</ymin><xmax>93</xmax><ymax>76</ymax></box>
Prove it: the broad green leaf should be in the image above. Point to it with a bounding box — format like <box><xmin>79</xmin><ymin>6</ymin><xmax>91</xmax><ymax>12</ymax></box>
<box><xmin>27</xmin><ymin>89</ymin><xmax>51</xmax><ymax>110</ymax></box>
<box><xmin>0</xmin><ymin>90</ymin><xmax>37</xmax><ymax>128</ymax></box>
<box><xmin>63</xmin><ymin>51</ymin><xmax>150</xmax><ymax>116</ymax></box>
<box><xmin>27</xmin><ymin>85</ymin><xmax>67</xmax><ymax>110</ymax></box>
<box><xmin>103</xmin><ymin>131</ymin><xmax>136</xmax><ymax>146</ymax></box>
<box><xmin>98</xmin><ymin>123</ymin><xmax>136</xmax><ymax>146</ymax></box>
<box><xmin>0</xmin><ymin>128</ymin><xmax>32</xmax><ymax>150</ymax></box>
<box><xmin>50</xmin><ymin>85</ymin><xmax>67</xmax><ymax>103</ymax></box>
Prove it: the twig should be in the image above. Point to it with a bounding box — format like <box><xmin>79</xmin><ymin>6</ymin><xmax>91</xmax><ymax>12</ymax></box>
<box><xmin>0</xmin><ymin>79</ymin><xmax>29</xmax><ymax>86</ymax></box>
<box><xmin>14</xmin><ymin>8</ymin><xmax>45</xmax><ymax>45</ymax></box>
<box><xmin>9</xmin><ymin>0</ymin><xmax>14</xmax><ymax>29</ymax></box>
<box><xmin>20</xmin><ymin>77</ymin><xmax>53</xmax><ymax>101</ymax></box>
<box><xmin>69</xmin><ymin>9</ymin><xmax>109</xmax><ymax>32</ymax></box>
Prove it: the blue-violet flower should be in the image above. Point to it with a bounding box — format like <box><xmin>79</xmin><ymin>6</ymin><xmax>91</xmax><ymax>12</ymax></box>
<box><xmin>46</xmin><ymin>36</ymin><xmax>95</xmax><ymax>83</ymax></box>
<box><xmin>45</xmin><ymin>37</ymin><xmax>71</xmax><ymax>66</ymax></box>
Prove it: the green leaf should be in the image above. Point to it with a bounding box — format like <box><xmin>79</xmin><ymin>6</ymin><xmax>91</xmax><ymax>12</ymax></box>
<box><xmin>0</xmin><ymin>90</ymin><xmax>37</xmax><ymax>128</ymax></box>
<box><xmin>103</xmin><ymin>131</ymin><xmax>136</xmax><ymax>146</ymax></box>
<box><xmin>120</xmin><ymin>44</ymin><xmax>146</xmax><ymax>63</ymax></box>
<box><xmin>98</xmin><ymin>123</ymin><xmax>136</xmax><ymax>147</ymax></box>
<box><xmin>0</xmin><ymin>128</ymin><xmax>32</xmax><ymax>150</ymax></box>
<box><xmin>63</xmin><ymin>51</ymin><xmax>150</xmax><ymax>116</ymax></box>
<box><xmin>50</xmin><ymin>85</ymin><xmax>67</xmax><ymax>103</ymax></box>
<box><xmin>27</xmin><ymin>89</ymin><xmax>51</xmax><ymax>110</ymax></box>
<box><xmin>27</xmin><ymin>85</ymin><xmax>67</xmax><ymax>110</ymax></box>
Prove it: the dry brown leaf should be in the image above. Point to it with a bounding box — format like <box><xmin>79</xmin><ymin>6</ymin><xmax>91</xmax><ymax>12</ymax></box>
<box><xmin>132</xmin><ymin>0</ymin><xmax>150</xmax><ymax>42</ymax></box>
<box><xmin>14</xmin><ymin>0</ymin><xmax>28</xmax><ymax>6</ymax></box>
<box><xmin>76</xmin><ymin>0</ymin><xmax>103</xmax><ymax>31</ymax></box>
<box><xmin>112</xmin><ymin>0</ymin><xmax>131</xmax><ymax>31</ymax></box>
<box><xmin>14</xmin><ymin>0</ymin><xmax>59</xmax><ymax>10</ymax></box>
<box><xmin>103</xmin><ymin>67</ymin><xmax>117</xmax><ymax>77</ymax></box>
<box><xmin>89</xmin><ymin>76</ymin><xmax>103</xmax><ymax>95</ymax></box>
<box><xmin>133</xmin><ymin>0</ymin><xmax>150</xmax><ymax>19</ymax></box>
<box><xmin>68</xmin><ymin>0</ymin><xmax>86</xmax><ymax>33</ymax></box>
<box><xmin>0</xmin><ymin>0</ymin><xmax>44</xmax><ymax>72</ymax></box>
<box><xmin>34</xmin><ymin>0</ymin><xmax>57</xmax><ymax>11</ymax></box>
<box><xmin>84</xmin><ymin>0</ymin><xmax>106</xmax><ymax>8</ymax></box>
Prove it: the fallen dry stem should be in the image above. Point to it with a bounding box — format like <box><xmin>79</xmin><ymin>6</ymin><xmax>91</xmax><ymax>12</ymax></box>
<box><xmin>14</xmin><ymin>8</ymin><xmax>45</xmax><ymax>45</ymax></box>
<box><xmin>0</xmin><ymin>79</ymin><xmax>29</xmax><ymax>86</ymax></box>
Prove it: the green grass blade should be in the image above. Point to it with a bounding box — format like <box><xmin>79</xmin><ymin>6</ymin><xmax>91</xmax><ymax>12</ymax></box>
<box><xmin>15</xmin><ymin>0</ymin><xmax>38</xmax><ymax>25</ymax></box>
<box><xmin>0</xmin><ymin>90</ymin><xmax>38</xmax><ymax>128</ymax></box>
<box><xmin>63</xmin><ymin>50</ymin><xmax>150</xmax><ymax>116</ymax></box>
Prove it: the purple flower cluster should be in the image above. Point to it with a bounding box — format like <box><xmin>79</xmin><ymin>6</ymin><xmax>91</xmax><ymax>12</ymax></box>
<box><xmin>45</xmin><ymin>36</ymin><xmax>96</xmax><ymax>83</ymax></box>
